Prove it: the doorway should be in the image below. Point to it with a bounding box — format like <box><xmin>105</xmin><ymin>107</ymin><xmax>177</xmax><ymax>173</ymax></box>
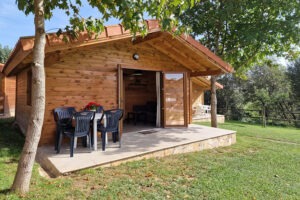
<box><xmin>122</xmin><ymin>69</ymin><xmax>160</xmax><ymax>133</ymax></box>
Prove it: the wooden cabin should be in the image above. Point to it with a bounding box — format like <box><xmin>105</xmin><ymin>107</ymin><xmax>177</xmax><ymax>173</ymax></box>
<box><xmin>0</xmin><ymin>63</ymin><xmax>16</xmax><ymax>117</ymax></box>
<box><xmin>2</xmin><ymin>20</ymin><xmax>233</xmax><ymax>146</ymax></box>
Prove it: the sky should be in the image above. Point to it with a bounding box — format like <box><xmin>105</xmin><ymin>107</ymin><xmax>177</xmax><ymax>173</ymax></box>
<box><xmin>0</xmin><ymin>0</ymin><xmax>120</xmax><ymax>48</ymax></box>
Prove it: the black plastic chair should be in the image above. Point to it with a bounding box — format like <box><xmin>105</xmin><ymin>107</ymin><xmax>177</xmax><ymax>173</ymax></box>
<box><xmin>53</xmin><ymin>107</ymin><xmax>76</xmax><ymax>151</ymax></box>
<box><xmin>94</xmin><ymin>106</ymin><xmax>105</xmax><ymax>128</ymax></box>
<box><xmin>57</xmin><ymin>111</ymin><xmax>94</xmax><ymax>157</ymax></box>
<box><xmin>96</xmin><ymin>106</ymin><xmax>104</xmax><ymax>114</ymax></box>
<box><xmin>97</xmin><ymin>109</ymin><xmax>123</xmax><ymax>151</ymax></box>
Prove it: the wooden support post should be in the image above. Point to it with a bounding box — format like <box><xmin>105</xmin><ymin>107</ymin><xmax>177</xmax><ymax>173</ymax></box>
<box><xmin>211</xmin><ymin>75</ymin><xmax>218</xmax><ymax>128</ymax></box>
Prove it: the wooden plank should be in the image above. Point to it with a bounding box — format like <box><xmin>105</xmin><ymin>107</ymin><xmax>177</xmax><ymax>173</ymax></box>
<box><xmin>148</xmin><ymin>39</ymin><xmax>199</xmax><ymax>72</ymax></box>
<box><xmin>3</xmin><ymin>41</ymin><xmax>32</xmax><ymax>76</ymax></box>
<box><xmin>190</xmin><ymin>70</ymin><xmax>223</xmax><ymax>76</ymax></box>
<box><xmin>132</xmin><ymin>32</ymin><xmax>163</xmax><ymax>45</ymax></box>
<box><xmin>163</xmin><ymin>72</ymin><xmax>187</xmax><ymax>127</ymax></box>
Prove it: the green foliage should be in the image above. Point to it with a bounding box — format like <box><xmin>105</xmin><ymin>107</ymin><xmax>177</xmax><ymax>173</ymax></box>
<box><xmin>0</xmin><ymin>44</ymin><xmax>11</xmax><ymax>63</ymax></box>
<box><xmin>181</xmin><ymin>0</ymin><xmax>300</xmax><ymax>73</ymax></box>
<box><xmin>245</xmin><ymin>64</ymin><xmax>291</xmax><ymax>106</ymax></box>
<box><xmin>287</xmin><ymin>58</ymin><xmax>300</xmax><ymax>101</ymax></box>
<box><xmin>212</xmin><ymin>74</ymin><xmax>247</xmax><ymax>120</ymax></box>
<box><xmin>16</xmin><ymin>0</ymin><xmax>198</xmax><ymax>38</ymax></box>
<box><xmin>217</xmin><ymin>62</ymin><xmax>298</xmax><ymax>125</ymax></box>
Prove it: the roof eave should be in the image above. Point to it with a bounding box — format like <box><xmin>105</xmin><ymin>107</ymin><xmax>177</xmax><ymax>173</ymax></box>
<box><xmin>192</xmin><ymin>77</ymin><xmax>223</xmax><ymax>90</ymax></box>
<box><xmin>172</xmin><ymin>33</ymin><xmax>234</xmax><ymax>75</ymax></box>
<box><xmin>3</xmin><ymin>39</ymin><xmax>33</xmax><ymax>76</ymax></box>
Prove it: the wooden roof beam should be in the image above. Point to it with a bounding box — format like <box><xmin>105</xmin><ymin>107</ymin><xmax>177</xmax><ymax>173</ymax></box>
<box><xmin>148</xmin><ymin>42</ymin><xmax>197</xmax><ymax>71</ymax></box>
<box><xmin>149</xmin><ymin>38</ymin><xmax>208</xmax><ymax>71</ymax></box>
<box><xmin>171</xmin><ymin>33</ymin><xmax>233</xmax><ymax>73</ymax></box>
<box><xmin>132</xmin><ymin>32</ymin><xmax>163</xmax><ymax>45</ymax></box>
<box><xmin>190</xmin><ymin>69</ymin><xmax>223</xmax><ymax>77</ymax></box>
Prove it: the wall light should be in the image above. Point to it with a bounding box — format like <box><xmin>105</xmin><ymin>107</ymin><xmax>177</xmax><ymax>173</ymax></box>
<box><xmin>132</xmin><ymin>53</ymin><xmax>139</xmax><ymax>60</ymax></box>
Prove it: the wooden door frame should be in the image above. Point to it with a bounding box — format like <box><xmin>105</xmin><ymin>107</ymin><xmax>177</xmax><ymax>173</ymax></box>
<box><xmin>119</xmin><ymin>67</ymin><xmax>189</xmax><ymax>128</ymax></box>
<box><xmin>117</xmin><ymin>64</ymin><xmax>124</xmax><ymax>133</ymax></box>
<box><xmin>162</xmin><ymin>72</ymin><xmax>188</xmax><ymax>128</ymax></box>
<box><xmin>119</xmin><ymin>66</ymin><xmax>164</xmax><ymax>127</ymax></box>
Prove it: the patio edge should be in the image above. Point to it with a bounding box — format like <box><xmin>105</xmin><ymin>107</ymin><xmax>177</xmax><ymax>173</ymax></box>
<box><xmin>99</xmin><ymin>132</ymin><xmax>236</xmax><ymax>168</ymax></box>
<box><xmin>37</xmin><ymin>131</ymin><xmax>236</xmax><ymax>177</ymax></box>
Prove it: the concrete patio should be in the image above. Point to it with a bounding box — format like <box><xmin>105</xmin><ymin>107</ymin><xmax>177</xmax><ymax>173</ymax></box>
<box><xmin>37</xmin><ymin>124</ymin><xmax>236</xmax><ymax>177</ymax></box>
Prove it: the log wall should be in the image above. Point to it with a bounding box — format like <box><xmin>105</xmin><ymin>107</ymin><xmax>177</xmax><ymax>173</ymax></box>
<box><xmin>0</xmin><ymin>74</ymin><xmax>16</xmax><ymax>116</ymax></box>
<box><xmin>14</xmin><ymin>38</ymin><xmax>210</xmax><ymax>145</ymax></box>
<box><xmin>16</xmin><ymin>69</ymin><xmax>31</xmax><ymax>133</ymax></box>
<box><xmin>4</xmin><ymin>76</ymin><xmax>16</xmax><ymax>116</ymax></box>
<box><xmin>192</xmin><ymin>82</ymin><xmax>205</xmax><ymax>111</ymax></box>
<box><xmin>39</xmin><ymin>38</ymin><xmax>190</xmax><ymax>145</ymax></box>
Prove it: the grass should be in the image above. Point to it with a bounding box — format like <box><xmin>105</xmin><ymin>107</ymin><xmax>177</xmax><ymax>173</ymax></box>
<box><xmin>0</xmin><ymin>119</ymin><xmax>299</xmax><ymax>199</ymax></box>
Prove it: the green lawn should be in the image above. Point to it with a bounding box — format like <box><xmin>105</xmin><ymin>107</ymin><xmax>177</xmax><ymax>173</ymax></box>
<box><xmin>1</xmin><ymin>119</ymin><xmax>299</xmax><ymax>199</ymax></box>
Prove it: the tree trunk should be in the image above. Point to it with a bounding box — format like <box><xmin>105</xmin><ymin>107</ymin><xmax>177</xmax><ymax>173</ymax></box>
<box><xmin>262</xmin><ymin>105</ymin><xmax>266</xmax><ymax>127</ymax></box>
<box><xmin>11</xmin><ymin>0</ymin><xmax>46</xmax><ymax>194</ymax></box>
<box><xmin>211</xmin><ymin>75</ymin><xmax>218</xmax><ymax>127</ymax></box>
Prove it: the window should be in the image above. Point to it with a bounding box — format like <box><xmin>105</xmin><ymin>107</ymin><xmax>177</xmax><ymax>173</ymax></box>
<box><xmin>27</xmin><ymin>70</ymin><xmax>32</xmax><ymax>106</ymax></box>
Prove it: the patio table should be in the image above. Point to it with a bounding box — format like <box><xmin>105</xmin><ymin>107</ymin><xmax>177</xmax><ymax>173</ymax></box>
<box><xmin>93</xmin><ymin>113</ymin><xmax>107</xmax><ymax>151</ymax></box>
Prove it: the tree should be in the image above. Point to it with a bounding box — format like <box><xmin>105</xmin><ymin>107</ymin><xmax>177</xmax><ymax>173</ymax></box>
<box><xmin>244</xmin><ymin>64</ymin><xmax>291</xmax><ymax>127</ymax></box>
<box><xmin>12</xmin><ymin>0</ymin><xmax>197</xmax><ymax>194</ymax></box>
<box><xmin>216</xmin><ymin>74</ymin><xmax>247</xmax><ymax>120</ymax></box>
<box><xmin>217</xmin><ymin>63</ymin><xmax>292</xmax><ymax>126</ymax></box>
<box><xmin>0</xmin><ymin>44</ymin><xmax>11</xmax><ymax>63</ymax></box>
<box><xmin>180</xmin><ymin>0</ymin><xmax>300</xmax><ymax>127</ymax></box>
<box><xmin>287</xmin><ymin>58</ymin><xmax>300</xmax><ymax>101</ymax></box>
<box><xmin>287</xmin><ymin>58</ymin><xmax>300</xmax><ymax>127</ymax></box>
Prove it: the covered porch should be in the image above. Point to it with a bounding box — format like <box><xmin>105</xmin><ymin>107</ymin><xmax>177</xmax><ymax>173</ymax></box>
<box><xmin>37</xmin><ymin>124</ymin><xmax>235</xmax><ymax>177</ymax></box>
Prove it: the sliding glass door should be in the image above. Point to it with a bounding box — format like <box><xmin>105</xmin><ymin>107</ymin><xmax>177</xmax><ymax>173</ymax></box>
<box><xmin>163</xmin><ymin>72</ymin><xmax>187</xmax><ymax>127</ymax></box>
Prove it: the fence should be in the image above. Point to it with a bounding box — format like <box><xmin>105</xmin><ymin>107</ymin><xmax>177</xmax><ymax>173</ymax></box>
<box><xmin>218</xmin><ymin>108</ymin><xmax>300</xmax><ymax>127</ymax></box>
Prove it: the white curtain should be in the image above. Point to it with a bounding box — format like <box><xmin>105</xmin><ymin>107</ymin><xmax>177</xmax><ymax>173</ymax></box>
<box><xmin>156</xmin><ymin>72</ymin><xmax>161</xmax><ymax>127</ymax></box>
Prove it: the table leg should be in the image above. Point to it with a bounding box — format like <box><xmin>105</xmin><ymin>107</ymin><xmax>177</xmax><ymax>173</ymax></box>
<box><xmin>74</xmin><ymin>137</ymin><xmax>77</xmax><ymax>149</ymax></box>
<box><xmin>93</xmin><ymin>117</ymin><xmax>97</xmax><ymax>151</ymax></box>
<box><xmin>103</xmin><ymin>117</ymin><xmax>108</xmax><ymax>144</ymax></box>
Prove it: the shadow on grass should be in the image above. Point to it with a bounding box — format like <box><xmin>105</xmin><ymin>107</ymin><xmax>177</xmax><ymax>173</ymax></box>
<box><xmin>0</xmin><ymin>118</ymin><xmax>24</xmax><ymax>158</ymax></box>
<box><xmin>0</xmin><ymin>189</ymin><xmax>10</xmax><ymax>195</ymax></box>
